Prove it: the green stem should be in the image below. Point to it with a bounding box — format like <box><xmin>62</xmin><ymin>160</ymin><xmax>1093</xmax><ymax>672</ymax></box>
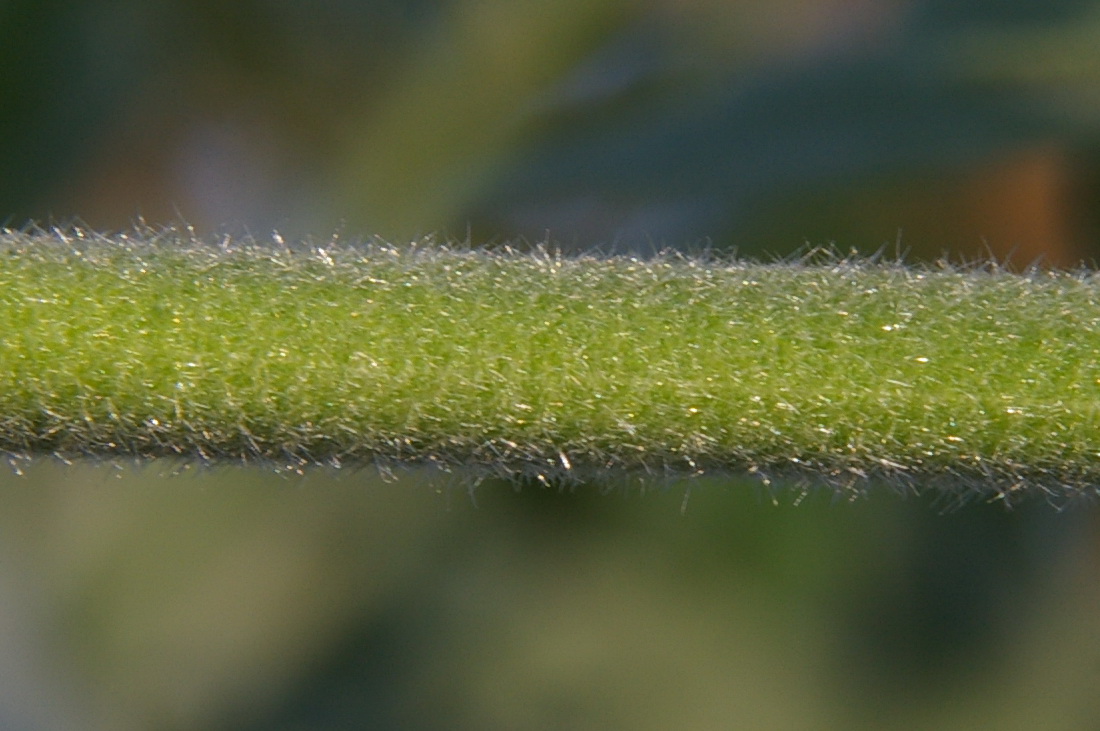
<box><xmin>2</xmin><ymin>227</ymin><xmax>1099</xmax><ymax>503</ymax></box>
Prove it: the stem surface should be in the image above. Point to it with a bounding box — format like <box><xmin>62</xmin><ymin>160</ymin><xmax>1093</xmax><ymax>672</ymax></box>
<box><xmin>2</xmin><ymin>227</ymin><xmax>1098</xmax><ymax>503</ymax></box>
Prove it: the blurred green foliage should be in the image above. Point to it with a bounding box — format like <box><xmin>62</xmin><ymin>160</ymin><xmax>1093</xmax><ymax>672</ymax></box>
<box><xmin>6</xmin><ymin>0</ymin><xmax>1100</xmax><ymax>257</ymax></box>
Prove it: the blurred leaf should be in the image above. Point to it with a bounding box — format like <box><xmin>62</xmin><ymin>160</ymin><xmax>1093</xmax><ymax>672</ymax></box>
<box><xmin>330</xmin><ymin>0</ymin><xmax>633</xmax><ymax>239</ymax></box>
<box><xmin>467</xmin><ymin>0</ymin><xmax>1100</xmax><ymax>252</ymax></box>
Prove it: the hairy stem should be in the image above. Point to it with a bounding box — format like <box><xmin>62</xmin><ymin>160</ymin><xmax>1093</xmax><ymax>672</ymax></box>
<box><xmin>2</xmin><ymin>227</ymin><xmax>1098</xmax><ymax>503</ymax></box>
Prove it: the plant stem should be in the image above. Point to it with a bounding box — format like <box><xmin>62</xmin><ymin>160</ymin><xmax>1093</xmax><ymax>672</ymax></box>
<box><xmin>2</xmin><ymin>227</ymin><xmax>1099</xmax><ymax>503</ymax></box>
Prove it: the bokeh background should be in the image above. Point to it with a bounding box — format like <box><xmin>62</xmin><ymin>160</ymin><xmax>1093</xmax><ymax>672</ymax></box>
<box><xmin>3</xmin><ymin>1</ymin><xmax>1100</xmax><ymax>728</ymax></box>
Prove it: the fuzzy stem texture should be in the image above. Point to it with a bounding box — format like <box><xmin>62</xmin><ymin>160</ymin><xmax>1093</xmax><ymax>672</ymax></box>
<box><xmin>2</xmin><ymin>227</ymin><xmax>1099</xmax><ymax>503</ymax></box>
